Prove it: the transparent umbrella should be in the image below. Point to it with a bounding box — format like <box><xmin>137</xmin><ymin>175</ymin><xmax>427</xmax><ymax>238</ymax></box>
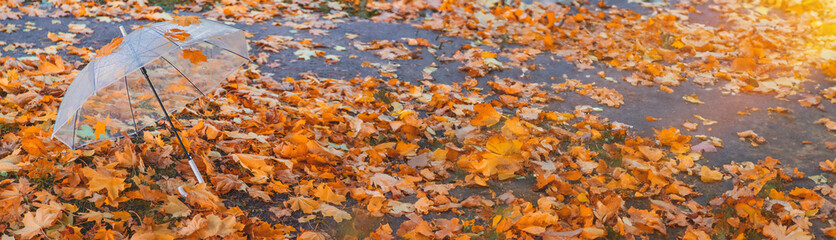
<box><xmin>52</xmin><ymin>18</ymin><xmax>249</xmax><ymax>185</ymax></box>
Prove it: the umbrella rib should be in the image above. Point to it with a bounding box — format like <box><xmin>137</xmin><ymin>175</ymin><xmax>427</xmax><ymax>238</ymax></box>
<box><xmin>72</xmin><ymin>110</ymin><xmax>79</xmax><ymax>148</ymax></box>
<box><xmin>146</xmin><ymin>27</ymin><xmax>183</xmax><ymax>49</ymax></box>
<box><xmin>90</xmin><ymin>61</ymin><xmax>97</xmax><ymax>92</ymax></box>
<box><xmin>124</xmin><ymin>77</ymin><xmax>140</xmax><ymax>134</ymax></box>
<box><xmin>146</xmin><ymin>26</ymin><xmax>248</xmax><ymax>61</ymax></box>
<box><xmin>201</xmin><ymin>40</ymin><xmax>250</xmax><ymax>61</ymax></box>
<box><xmin>160</xmin><ymin>56</ymin><xmax>206</xmax><ymax>97</ymax></box>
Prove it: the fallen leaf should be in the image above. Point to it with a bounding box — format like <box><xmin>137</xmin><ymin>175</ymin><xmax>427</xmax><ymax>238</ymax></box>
<box><xmin>683</xmin><ymin>94</ymin><xmax>705</xmax><ymax>104</ymax></box>
<box><xmin>182</xmin><ymin>49</ymin><xmax>207</xmax><ymax>64</ymax></box>
<box><xmin>699</xmin><ymin>166</ymin><xmax>723</xmax><ymax>183</ymax></box>
<box><xmin>171</xmin><ymin>15</ymin><xmax>201</xmax><ymax>26</ymax></box>
<box><xmin>471</xmin><ymin>103</ymin><xmax>501</xmax><ymax>127</ymax></box>
<box><xmin>95</xmin><ymin>37</ymin><xmax>122</xmax><ymax>57</ymax></box>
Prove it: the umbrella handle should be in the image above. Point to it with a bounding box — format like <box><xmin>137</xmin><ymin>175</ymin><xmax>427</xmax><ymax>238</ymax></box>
<box><xmin>120</xmin><ymin>25</ymin><xmax>206</xmax><ymax>198</ymax></box>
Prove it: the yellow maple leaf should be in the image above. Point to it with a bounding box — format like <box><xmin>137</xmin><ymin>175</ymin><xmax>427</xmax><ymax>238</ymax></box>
<box><xmin>471</xmin><ymin>103</ymin><xmax>501</xmax><ymax>127</ymax></box>
<box><xmin>81</xmin><ymin>167</ymin><xmax>127</xmax><ymax>201</ymax></box>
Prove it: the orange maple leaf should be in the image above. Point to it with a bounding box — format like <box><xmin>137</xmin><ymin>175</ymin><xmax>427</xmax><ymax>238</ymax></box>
<box><xmin>81</xmin><ymin>167</ymin><xmax>127</xmax><ymax>201</ymax></box>
<box><xmin>171</xmin><ymin>15</ymin><xmax>201</xmax><ymax>27</ymax></box>
<box><xmin>314</xmin><ymin>184</ymin><xmax>346</xmax><ymax>205</ymax></box>
<box><xmin>93</xmin><ymin>120</ymin><xmax>107</xmax><ymax>140</ymax></box>
<box><xmin>471</xmin><ymin>103</ymin><xmax>501</xmax><ymax>127</ymax></box>
<box><xmin>182</xmin><ymin>49</ymin><xmax>207</xmax><ymax>65</ymax></box>
<box><xmin>474</xmin><ymin>135</ymin><xmax>523</xmax><ymax>179</ymax></box>
<box><xmin>96</xmin><ymin>37</ymin><xmax>122</xmax><ymax>57</ymax></box>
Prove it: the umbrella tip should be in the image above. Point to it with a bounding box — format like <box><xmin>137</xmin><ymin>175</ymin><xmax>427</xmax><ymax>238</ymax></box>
<box><xmin>118</xmin><ymin>26</ymin><xmax>127</xmax><ymax>37</ymax></box>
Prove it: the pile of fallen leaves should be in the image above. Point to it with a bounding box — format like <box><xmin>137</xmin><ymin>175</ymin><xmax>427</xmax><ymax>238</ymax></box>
<box><xmin>2</xmin><ymin>50</ymin><xmax>836</xmax><ymax>239</ymax></box>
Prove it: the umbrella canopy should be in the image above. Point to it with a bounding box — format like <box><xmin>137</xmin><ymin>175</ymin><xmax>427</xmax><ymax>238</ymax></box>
<box><xmin>52</xmin><ymin>19</ymin><xmax>249</xmax><ymax>149</ymax></box>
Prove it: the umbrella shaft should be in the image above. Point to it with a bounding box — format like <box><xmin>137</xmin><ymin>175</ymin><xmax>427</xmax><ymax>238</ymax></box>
<box><xmin>140</xmin><ymin>67</ymin><xmax>205</xmax><ymax>183</ymax></box>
